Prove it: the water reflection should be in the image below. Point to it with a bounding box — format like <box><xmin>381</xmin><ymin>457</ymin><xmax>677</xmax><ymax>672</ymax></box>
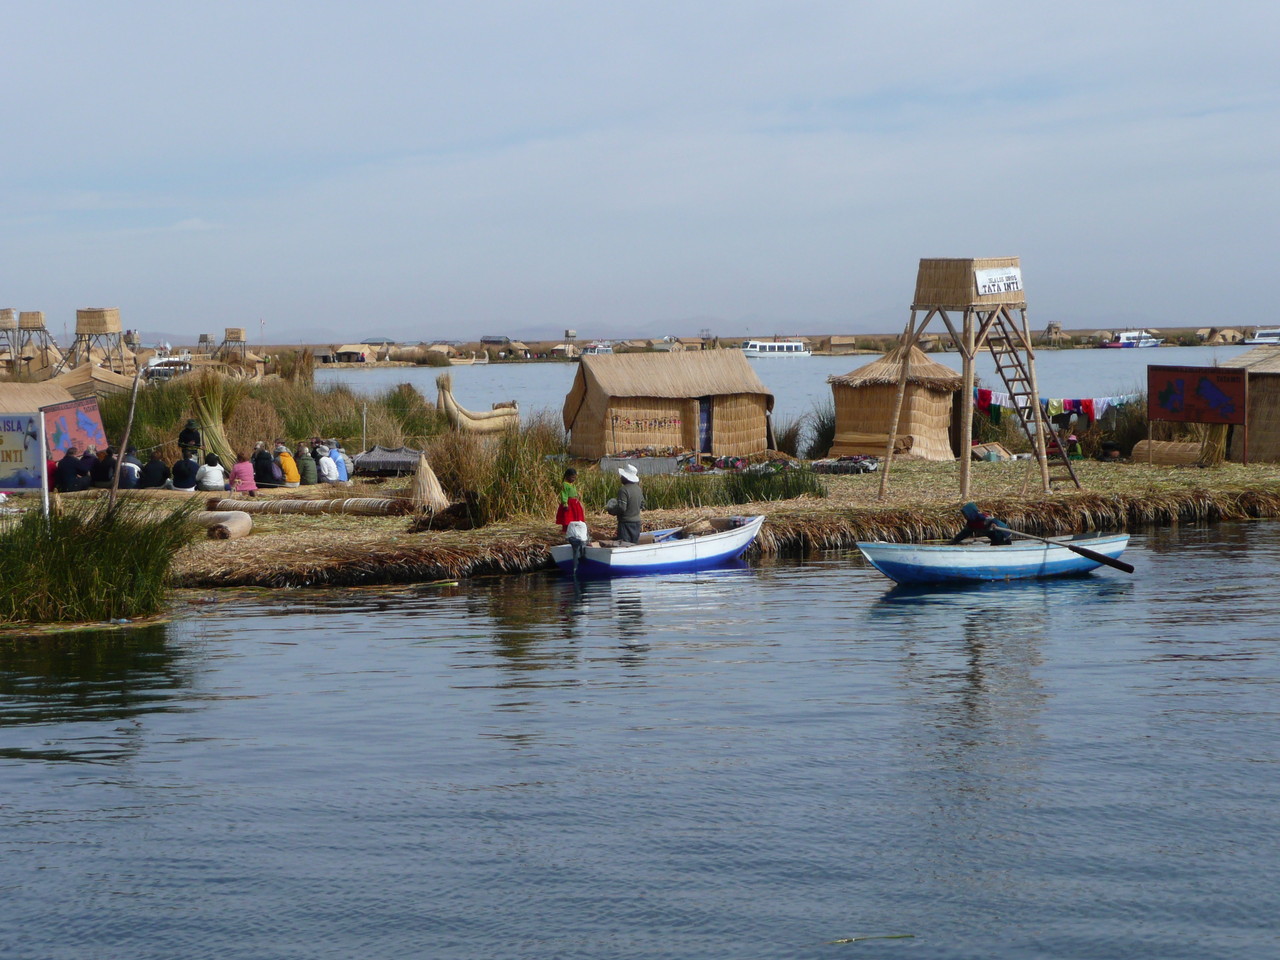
<box><xmin>0</xmin><ymin>623</ymin><xmax>194</xmax><ymax>764</ymax></box>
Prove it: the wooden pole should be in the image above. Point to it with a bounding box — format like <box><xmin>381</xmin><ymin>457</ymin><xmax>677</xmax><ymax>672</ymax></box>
<box><xmin>958</xmin><ymin>308</ymin><xmax>976</xmax><ymax>498</ymax></box>
<box><xmin>1015</xmin><ymin>307</ymin><xmax>1052</xmax><ymax>493</ymax></box>
<box><xmin>877</xmin><ymin>311</ymin><xmax>925</xmax><ymax>498</ymax></box>
<box><xmin>108</xmin><ymin>364</ymin><xmax>146</xmax><ymax>509</ymax></box>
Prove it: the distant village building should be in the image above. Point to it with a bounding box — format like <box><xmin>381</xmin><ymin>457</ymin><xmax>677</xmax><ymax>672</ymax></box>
<box><xmin>332</xmin><ymin>344</ymin><xmax>369</xmax><ymax>363</ymax></box>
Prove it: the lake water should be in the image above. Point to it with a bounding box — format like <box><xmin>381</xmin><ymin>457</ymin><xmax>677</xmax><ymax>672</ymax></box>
<box><xmin>316</xmin><ymin>345</ymin><xmax>1255</xmax><ymax>426</ymax></box>
<box><xmin>2</xmin><ymin>523</ymin><xmax>1277</xmax><ymax>959</ymax></box>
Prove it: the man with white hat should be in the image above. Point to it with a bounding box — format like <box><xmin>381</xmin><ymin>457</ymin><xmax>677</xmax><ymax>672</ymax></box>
<box><xmin>605</xmin><ymin>463</ymin><xmax>644</xmax><ymax>543</ymax></box>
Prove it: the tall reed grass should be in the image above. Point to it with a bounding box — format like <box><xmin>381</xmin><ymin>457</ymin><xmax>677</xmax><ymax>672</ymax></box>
<box><xmin>0</xmin><ymin>499</ymin><xmax>197</xmax><ymax>623</ymax></box>
<box><xmin>99</xmin><ymin>377</ymin><xmax>448</xmax><ymax>464</ymax></box>
<box><xmin>578</xmin><ymin>465</ymin><xmax>827</xmax><ymax>511</ymax></box>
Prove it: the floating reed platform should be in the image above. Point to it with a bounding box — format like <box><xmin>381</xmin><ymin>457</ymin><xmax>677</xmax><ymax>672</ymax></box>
<box><xmin>173</xmin><ymin>485</ymin><xmax>1280</xmax><ymax>589</ymax></box>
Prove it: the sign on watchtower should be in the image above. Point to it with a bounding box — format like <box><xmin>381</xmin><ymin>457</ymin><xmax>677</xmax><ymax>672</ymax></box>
<box><xmin>878</xmin><ymin>257</ymin><xmax>1080</xmax><ymax>498</ymax></box>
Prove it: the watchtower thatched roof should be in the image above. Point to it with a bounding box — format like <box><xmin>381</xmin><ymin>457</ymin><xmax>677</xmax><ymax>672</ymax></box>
<box><xmin>827</xmin><ymin>344</ymin><xmax>963</xmax><ymax>391</ymax></box>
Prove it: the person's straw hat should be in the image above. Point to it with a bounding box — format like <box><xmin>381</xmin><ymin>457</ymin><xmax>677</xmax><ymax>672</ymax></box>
<box><xmin>618</xmin><ymin>463</ymin><xmax>640</xmax><ymax>483</ymax></box>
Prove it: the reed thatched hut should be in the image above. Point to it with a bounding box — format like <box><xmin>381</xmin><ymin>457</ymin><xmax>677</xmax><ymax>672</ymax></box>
<box><xmin>1224</xmin><ymin>346</ymin><xmax>1280</xmax><ymax>461</ymax></box>
<box><xmin>0</xmin><ymin>382</ymin><xmax>75</xmax><ymax>414</ymax></box>
<box><xmin>827</xmin><ymin>344</ymin><xmax>962</xmax><ymax>460</ymax></box>
<box><xmin>48</xmin><ymin>363</ymin><xmax>136</xmax><ymax>400</ymax></box>
<box><xmin>563</xmin><ymin>351</ymin><xmax>774</xmax><ymax>458</ymax></box>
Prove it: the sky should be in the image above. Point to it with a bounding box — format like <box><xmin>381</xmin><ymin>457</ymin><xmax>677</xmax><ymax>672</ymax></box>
<box><xmin>2</xmin><ymin>1</ymin><xmax>1277</xmax><ymax>345</ymax></box>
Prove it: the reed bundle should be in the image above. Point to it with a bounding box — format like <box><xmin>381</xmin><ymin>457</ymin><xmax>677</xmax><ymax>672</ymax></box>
<box><xmin>192</xmin><ymin>510</ymin><xmax>254</xmax><ymax>539</ymax></box>
<box><xmin>410</xmin><ymin>454</ymin><xmax>450</xmax><ymax>513</ymax></box>
<box><xmin>207</xmin><ymin>497</ymin><xmax>414</xmax><ymax>516</ymax></box>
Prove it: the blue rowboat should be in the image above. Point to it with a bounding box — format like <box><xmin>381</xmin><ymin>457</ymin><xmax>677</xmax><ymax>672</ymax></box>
<box><xmin>551</xmin><ymin>515</ymin><xmax>765</xmax><ymax>578</ymax></box>
<box><xmin>857</xmin><ymin>533</ymin><xmax>1131</xmax><ymax>585</ymax></box>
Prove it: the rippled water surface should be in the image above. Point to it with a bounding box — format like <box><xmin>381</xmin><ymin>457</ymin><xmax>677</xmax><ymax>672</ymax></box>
<box><xmin>2</xmin><ymin>524</ymin><xmax>1278</xmax><ymax>959</ymax></box>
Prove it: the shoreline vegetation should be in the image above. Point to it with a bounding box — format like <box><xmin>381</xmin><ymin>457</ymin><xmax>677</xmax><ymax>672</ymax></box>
<box><xmin>5</xmin><ymin>370</ymin><xmax>1279</xmax><ymax>623</ymax></box>
<box><xmin>164</xmin><ymin>459</ymin><xmax>1280</xmax><ymax>589</ymax></box>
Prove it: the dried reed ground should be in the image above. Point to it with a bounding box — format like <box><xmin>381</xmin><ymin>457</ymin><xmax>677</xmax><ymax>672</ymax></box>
<box><xmin>169</xmin><ymin>458</ymin><xmax>1280</xmax><ymax>588</ymax></box>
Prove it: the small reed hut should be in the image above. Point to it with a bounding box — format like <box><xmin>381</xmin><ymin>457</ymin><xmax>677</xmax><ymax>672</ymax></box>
<box><xmin>1224</xmin><ymin>346</ymin><xmax>1280</xmax><ymax>462</ymax></box>
<box><xmin>827</xmin><ymin>345</ymin><xmax>962</xmax><ymax>460</ymax></box>
<box><xmin>563</xmin><ymin>351</ymin><xmax>775</xmax><ymax>459</ymax></box>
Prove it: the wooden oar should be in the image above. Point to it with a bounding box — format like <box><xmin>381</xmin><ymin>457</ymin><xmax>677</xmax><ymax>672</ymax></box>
<box><xmin>991</xmin><ymin>524</ymin><xmax>1134</xmax><ymax>574</ymax></box>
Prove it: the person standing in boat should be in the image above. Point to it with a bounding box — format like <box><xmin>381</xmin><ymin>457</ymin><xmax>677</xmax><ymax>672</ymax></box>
<box><xmin>556</xmin><ymin>467</ymin><xmax>587</xmax><ymax>532</ymax></box>
<box><xmin>606</xmin><ymin>464</ymin><xmax>644</xmax><ymax>544</ymax></box>
<box><xmin>949</xmin><ymin>502</ymin><xmax>1012</xmax><ymax>546</ymax></box>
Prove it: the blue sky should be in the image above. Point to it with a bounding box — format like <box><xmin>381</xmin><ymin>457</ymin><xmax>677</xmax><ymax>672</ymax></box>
<box><xmin>2</xmin><ymin>1</ymin><xmax>1277</xmax><ymax>344</ymax></box>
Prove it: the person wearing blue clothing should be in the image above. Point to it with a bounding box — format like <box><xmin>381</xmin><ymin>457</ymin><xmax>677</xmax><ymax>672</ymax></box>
<box><xmin>328</xmin><ymin>439</ymin><xmax>349</xmax><ymax>482</ymax></box>
<box><xmin>949</xmin><ymin>502</ymin><xmax>1012</xmax><ymax>545</ymax></box>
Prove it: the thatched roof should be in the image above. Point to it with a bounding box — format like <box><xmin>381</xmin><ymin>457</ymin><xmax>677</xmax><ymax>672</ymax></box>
<box><xmin>48</xmin><ymin>363</ymin><xmax>136</xmax><ymax>398</ymax></box>
<box><xmin>564</xmin><ymin>349</ymin><xmax>774</xmax><ymax>431</ymax></box>
<box><xmin>0</xmin><ymin>382</ymin><xmax>75</xmax><ymax>412</ymax></box>
<box><xmin>333</xmin><ymin>344</ymin><xmax>369</xmax><ymax>355</ymax></box>
<box><xmin>828</xmin><ymin>344</ymin><xmax>963</xmax><ymax>390</ymax></box>
<box><xmin>353</xmin><ymin>445</ymin><xmax>423</xmax><ymax>473</ymax></box>
<box><xmin>1223</xmin><ymin>344</ymin><xmax>1280</xmax><ymax>373</ymax></box>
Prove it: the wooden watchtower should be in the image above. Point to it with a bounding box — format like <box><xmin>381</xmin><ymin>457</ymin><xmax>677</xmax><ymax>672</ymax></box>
<box><xmin>216</xmin><ymin>327</ymin><xmax>249</xmax><ymax>362</ymax></box>
<box><xmin>56</xmin><ymin>307</ymin><xmax>132</xmax><ymax>375</ymax></box>
<box><xmin>15</xmin><ymin>311</ymin><xmax>64</xmax><ymax>376</ymax></box>
<box><xmin>0</xmin><ymin>309</ymin><xmax>16</xmax><ymax>373</ymax></box>
<box><xmin>877</xmin><ymin>257</ymin><xmax>1080</xmax><ymax>498</ymax></box>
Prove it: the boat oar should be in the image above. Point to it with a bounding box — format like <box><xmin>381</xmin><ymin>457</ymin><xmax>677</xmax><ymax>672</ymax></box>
<box><xmin>991</xmin><ymin>524</ymin><xmax>1135</xmax><ymax>574</ymax></box>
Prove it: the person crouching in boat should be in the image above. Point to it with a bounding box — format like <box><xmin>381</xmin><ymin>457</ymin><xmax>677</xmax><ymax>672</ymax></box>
<box><xmin>949</xmin><ymin>502</ymin><xmax>1012</xmax><ymax>545</ymax></box>
<box><xmin>606</xmin><ymin>463</ymin><xmax>644</xmax><ymax>543</ymax></box>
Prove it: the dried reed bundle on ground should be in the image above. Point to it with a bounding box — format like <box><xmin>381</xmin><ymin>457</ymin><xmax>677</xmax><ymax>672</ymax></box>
<box><xmin>410</xmin><ymin>453</ymin><xmax>449</xmax><ymax>513</ymax></box>
<box><xmin>192</xmin><ymin>510</ymin><xmax>253</xmax><ymax>539</ymax></box>
<box><xmin>208</xmin><ymin>497</ymin><xmax>414</xmax><ymax>516</ymax></box>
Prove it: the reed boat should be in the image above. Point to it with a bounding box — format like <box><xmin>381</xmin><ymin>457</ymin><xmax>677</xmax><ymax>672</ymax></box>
<box><xmin>857</xmin><ymin>533</ymin><xmax>1130</xmax><ymax>585</ymax></box>
<box><xmin>552</xmin><ymin>515</ymin><xmax>765</xmax><ymax>578</ymax></box>
<box><xmin>435</xmin><ymin>374</ymin><xmax>518</xmax><ymax>434</ymax></box>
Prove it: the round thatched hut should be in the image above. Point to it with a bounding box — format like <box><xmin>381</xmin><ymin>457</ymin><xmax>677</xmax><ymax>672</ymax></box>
<box><xmin>826</xmin><ymin>344</ymin><xmax>962</xmax><ymax>460</ymax></box>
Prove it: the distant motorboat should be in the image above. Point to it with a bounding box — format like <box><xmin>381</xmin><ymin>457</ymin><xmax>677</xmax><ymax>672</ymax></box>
<box><xmin>1098</xmin><ymin>330</ymin><xmax>1163</xmax><ymax>348</ymax></box>
<box><xmin>581</xmin><ymin>343</ymin><xmax>613</xmax><ymax>356</ymax></box>
<box><xmin>741</xmin><ymin>339</ymin><xmax>811</xmax><ymax>357</ymax></box>
<box><xmin>1242</xmin><ymin>328</ymin><xmax>1280</xmax><ymax>345</ymax></box>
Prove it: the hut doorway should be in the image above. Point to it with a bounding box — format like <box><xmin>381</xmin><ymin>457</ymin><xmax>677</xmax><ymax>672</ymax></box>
<box><xmin>698</xmin><ymin>397</ymin><xmax>713</xmax><ymax>453</ymax></box>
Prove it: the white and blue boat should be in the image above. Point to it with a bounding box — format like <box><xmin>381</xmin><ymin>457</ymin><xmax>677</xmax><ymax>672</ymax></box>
<box><xmin>551</xmin><ymin>515</ymin><xmax>765</xmax><ymax>578</ymax></box>
<box><xmin>857</xmin><ymin>533</ymin><xmax>1130</xmax><ymax>585</ymax></box>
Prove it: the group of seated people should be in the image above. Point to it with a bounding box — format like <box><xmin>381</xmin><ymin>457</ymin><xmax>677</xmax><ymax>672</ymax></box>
<box><xmin>52</xmin><ymin>433</ymin><xmax>357</xmax><ymax>494</ymax></box>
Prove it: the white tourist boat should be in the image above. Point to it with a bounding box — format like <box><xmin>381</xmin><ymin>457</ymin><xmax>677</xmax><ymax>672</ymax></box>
<box><xmin>741</xmin><ymin>339</ymin><xmax>811</xmax><ymax>358</ymax></box>
<box><xmin>1242</xmin><ymin>328</ymin><xmax>1280</xmax><ymax>345</ymax></box>
<box><xmin>1099</xmin><ymin>330</ymin><xmax>1163</xmax><ymax>348</ymax></box>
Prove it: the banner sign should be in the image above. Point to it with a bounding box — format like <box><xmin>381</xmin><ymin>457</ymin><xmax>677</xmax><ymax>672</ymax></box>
<box><xmin>974</xmin><ymin>266</ymin><xmax>1023</xmax><ymax>296</ymax></box>
<box><xmin>42</xmin><ymin>398</ymin><xmax>109</xmax><ymax>457</ymax></box>
<box><xmin>0</xmin><ymin>412</ymin><xmax>44</xmax><ymax>492</ymax></box>
<box><xmin>1147</xmin><ymin>365</ymin><xmax>1247</xmax><ymax>425</ymax></box>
